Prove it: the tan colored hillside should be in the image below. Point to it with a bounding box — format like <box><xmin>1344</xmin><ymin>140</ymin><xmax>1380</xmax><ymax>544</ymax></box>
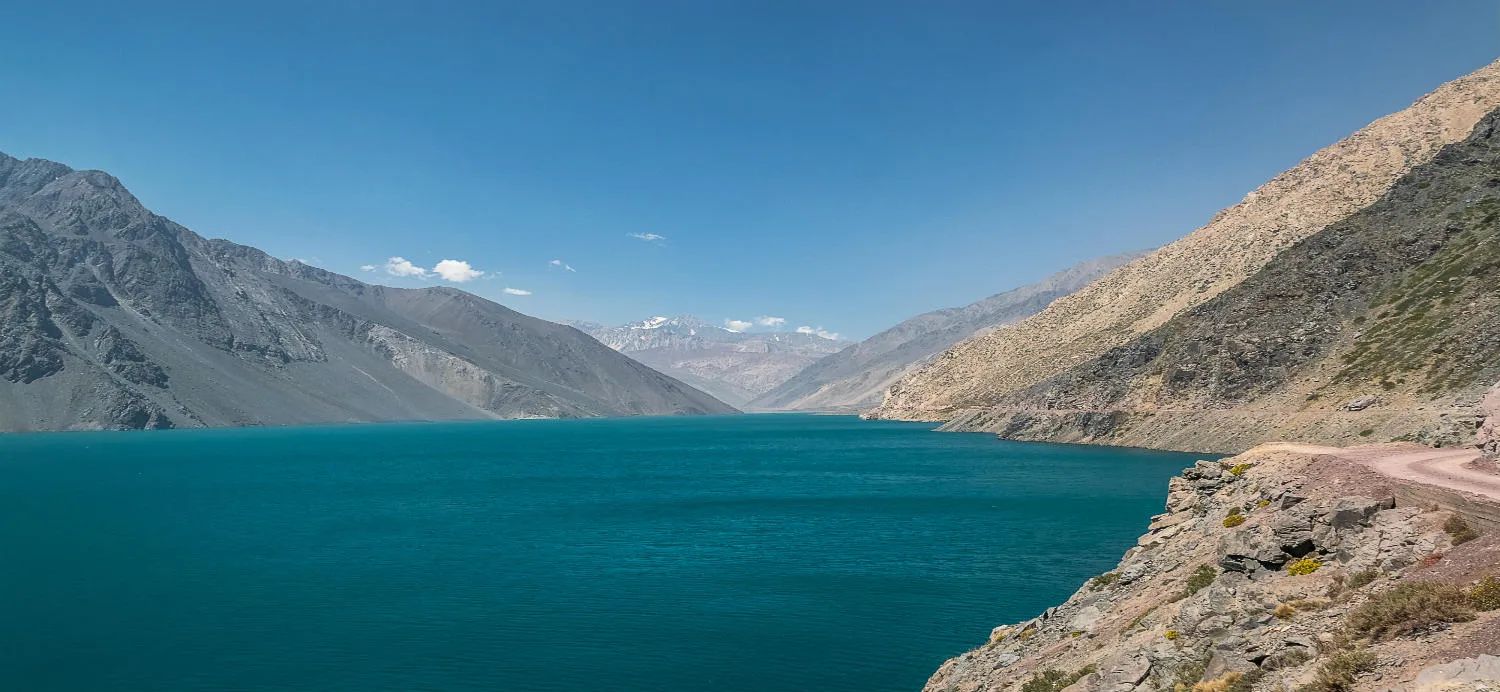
<box><xmin>869</xmin><ymin>60</ymin><xmax>1500</xmax><ymax>425</ymax></box>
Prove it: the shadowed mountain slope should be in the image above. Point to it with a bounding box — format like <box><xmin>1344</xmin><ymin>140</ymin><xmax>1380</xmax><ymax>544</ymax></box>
<box><xmin>0</xmin><ymin>153</ymin><xmax>735</xmax><ymax>431</ymax></box>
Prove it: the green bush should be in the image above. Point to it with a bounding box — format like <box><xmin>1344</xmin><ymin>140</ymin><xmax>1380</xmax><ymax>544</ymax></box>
<box><xmin>1347</xmin><ymin>581</ymin><xmax>1475</xmax><ymax>641</ymax></box>
<box><xmin>1223</xmin><ymin>514</ymin><xmax>1246</xmax><ymax>528</ymax></box>
<box><xmin>1185</xmin><ymin>565</ymin><xmax>1217</xmax><ymax>596</ymax></box>
<box><xmin>1287</xmin><ymin>558</ymin><xmax>1321</xmax><ymax>576</ymax></box>
<box><xmin>1229</xmin><ymin>463</ymin><xmax>1253</xmax><ymax>476</ymax></box>
<box><xmin>1444</xmin><ymin>515</ymin><xmax>1480</xmax><ymax>546</ymax></box>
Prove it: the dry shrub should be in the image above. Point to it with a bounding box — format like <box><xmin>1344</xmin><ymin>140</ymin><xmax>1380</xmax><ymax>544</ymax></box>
<box><xmin>1301</xmin><ymin>649</ymin><xmax>1376</xmax><ymax>692</ymax></box>
<box><xmin>1444</xmin><ymin>514</ymin><xmax>1480</xmax><ymax>545</ymax></box>
<box><xmin>1190</xmin><ymin>672</ymin><xmax>1241</xmax><ymax>692</ymax></box>
<box><xmin>1346</xmin><ymin>581</ymin><xmax>1475</xmax><ymax>641</ymax></box>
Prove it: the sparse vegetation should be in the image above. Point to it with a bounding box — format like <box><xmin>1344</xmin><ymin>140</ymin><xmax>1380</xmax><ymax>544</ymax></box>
<box><xmin>1171</xmin><ymin>653</ymin><xmax>1208</xmax><ymax>691</ymax></box>
<box><xmin>1257</xmin><ymin>499</ymin><xmax>1270</xmax><ymax>508</ymax></box>
<box><xmin>1090</xmin><ymin>571</ymin><xmax>1121</xmax><ymax>590</ymax></box>
<box><xmin>1164</xmin><ymin>629</ymin><xmax>1180</xmax><ymax>640</ymax></box>
<box><xmin>1273</xmin><ymin>603</ymin><xmax>1296</xmax><ymax>620</ymax></box>
<box><xmin>1347</xmin><ymin>568</ymin><xmax>1381</xmax><ymax>590</ymax></box>
<box><xmin>1471</xmin><ymin>576</ymin><xmax>1500</xmax><ymax>611</ymax></box>
<box><xmin>1222</xmin><ymin>514</ymin><xmax>1246</xmax><ymax>528</ymax></box>
<box><xmin>1287</xmin><ymin>558</ymin><xmax>1321</xmax><ymax>576</ymax></box>
<box><xmin>1346</xmin><ymin>581</ymin><xmax>1475</xmax><ymax>641</ymax></box>
<box><xmin>1444</xmin><ymin>514</ymin><xmax>1480</xmax><ymax>545</ymax></box>
<box><xmin>1357</xmin><ymin>429</ymin><xmax>1374</xmax><ymax>437</ymax></box>
<box><xmin>1184</xmin><ymin>565</ymin><xmax>1217</xmax><ymax>596</ymax></box>
<box><xmin>1190</xmin><ymin>672</ymin><xmax>1242</xmax><ymax>692</ymax></box>
<box><xmin>1021</xmin><ymin>664</ymin><xmax>1096</xmax><ymax>692</ymax></box>
<box><xmin>1300</xmin><ymin>648</ymin><xmax>1376</xmax><ymax>692</ymax></box>
<box><xmin>1229</xmin><ymin>463</ymin><xmax>1253</xmax><ymax>476</ymax></box>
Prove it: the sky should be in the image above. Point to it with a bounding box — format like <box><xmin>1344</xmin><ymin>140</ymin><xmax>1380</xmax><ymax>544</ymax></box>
<box><xmin>0</xmin><ymin>2</ymin><xmax>1495</xmax><ymax>340</ymax></box>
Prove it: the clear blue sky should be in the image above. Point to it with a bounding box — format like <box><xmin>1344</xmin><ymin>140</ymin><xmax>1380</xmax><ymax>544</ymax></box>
<box><xmin>1</xmin><ymin>2</ymin><xmax>1494</xmax><ymax>339</ymax></box>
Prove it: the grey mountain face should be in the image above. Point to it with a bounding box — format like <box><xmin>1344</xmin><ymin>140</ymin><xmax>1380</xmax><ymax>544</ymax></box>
<box><xmin>747</xmin><ymin>251</ymin><xmax>1150</xmax><ymax>412</ymax></box>
<box><xmin>568</xmin><ymin>316</ymin><xmax>844</xmax><ymax>408</ymax></box>
<box><xmin>0</xmin><ymin>153</ymin><xmax>735</xmax><ymax>431</ymax></box>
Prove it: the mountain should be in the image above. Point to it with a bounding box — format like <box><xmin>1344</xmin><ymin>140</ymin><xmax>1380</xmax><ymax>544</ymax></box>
<box><xmin>869</xmin><ymin>60</ymin><xmax>1500</xmax><ymax>453</ymax></box>
<box><xmin>747</xmin><ymin>252</ymin><xmax>1148</xmax><ymax>412</ymax></box>
<box><xmin>0</xmin><ymin>153</ymin><xmax>736</xmax><ymax>431</ymax></box>
<box><xmin>568</xmin><ymin>315</ymin><xmax>844</xmax><ymax>407</ymax></box>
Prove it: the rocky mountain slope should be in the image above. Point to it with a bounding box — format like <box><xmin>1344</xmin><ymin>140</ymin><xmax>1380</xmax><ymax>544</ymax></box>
<box><xmin>748</xmin><ymin>252</ymin><xmax>1146</xmax><ymax>412</ymax></box>
<box><xmin>870</xmin><ymin>60</ymin><xmax>1500</xmax><ymax>453</ymax></box>
<box><xmin>569</xmin><ymin>315</ymin><xmax>842</xmax><ymax>408</ymax></box>
<box><xmin>0</xmin><ymin>153</ymin><xmax>735</xmax><ymax>431</ymax></box>
<box><xmin>924</xmin><ymin>442</ymin><xmax>1500</xmax><ymax>692</ymax></box>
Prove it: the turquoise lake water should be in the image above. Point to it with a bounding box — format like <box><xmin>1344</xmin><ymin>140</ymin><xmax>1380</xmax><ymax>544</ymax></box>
<box><xmin>0</xmin><ymin>414</ymin><xmax>1209</xmax><ymax>691</ymax></box>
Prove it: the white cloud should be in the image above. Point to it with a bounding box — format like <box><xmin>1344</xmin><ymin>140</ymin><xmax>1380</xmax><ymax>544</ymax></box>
<box><xmin>796</xmin><ymin>326</ymin><xmax>840</xmax><ymax>340</ymax></box>
<box><xmin>755</xmin><ymin>316</ymin><xmax>786</xmax><ymax>328</ymax></box>
<box><xmin>360</xmin><ymin>264</ymin><xmax>376</xmax><ymax>272</ymax></box>
<box><xmin>549</xmin><ymin>259</ymin><xmax>577</xmax><ymax>272</ymax></box>
<box><xmin>384</xmin><ymin>257</ymin><xmax>429</xmax><ymax>278</ymax></box>
<box><xmin>724</xmin><ymin>319</ymin><xmax>753</xmax><ymax>332</ymax></box>
<box><xmin>503</xmin><ymin>287</ymin><xmax>532</xmax><ymax>296</ymax></box>
<box><xmin>628</xmin><ymin>233</ymin><xmax>665</xmax><ymax>242</ymax></box>
<box><xmin>432</xmin><ymin>259</ymin><xmax>484</xmax><ymax>282</ymax></box>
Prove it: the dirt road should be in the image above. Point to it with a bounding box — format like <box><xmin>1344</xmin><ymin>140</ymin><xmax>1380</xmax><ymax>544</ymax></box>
<box><xmin>1261</xmin><ymin>442</ymin><xmax>1500</xmax><ymax>502</ymax></box>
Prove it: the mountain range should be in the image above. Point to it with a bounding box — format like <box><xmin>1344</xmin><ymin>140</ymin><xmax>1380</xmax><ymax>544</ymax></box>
<box><xmin>747</xmin><ymin>251</ymin><xmax>1147</xmax><ymax>412</ymax></box>
<box><xmin>0</xmin><ymin>153</ymin><xmax>735</xmax><ymax>431</ymax></box>
<box><xmin>870</xmin><ymin>59</ymin><xmax>1500</xmax><ymax>453</ymax></box>
<box><xmin>568</xmin><ymin>316</ymin><xmax>844</xmax><ymax>408</ymax></box>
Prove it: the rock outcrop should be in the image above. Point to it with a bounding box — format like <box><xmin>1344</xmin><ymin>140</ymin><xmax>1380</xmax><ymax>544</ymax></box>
<box><xmin>870</xmin><ymin>60</ymin><xmax>1500</xmax><ymax>453</ymax></box>
<box><xmin>1478</xmin><ymin>382</ymin><xmax>1500</xmax><ymax>459</ymax></box>
<box><xmin>923</xmin><ymin>445</ymin><xmax>1500</xmax><ymax>692</ymax></box>
<box><xmin>0</xmin><ymin>153</ymin><xmax>736</xmax><ymax>431</ymax></box>
<box><xmin>749</xmin><ymin>252</ymin><xmax>1146</xmax><ymax>412</ymax></box>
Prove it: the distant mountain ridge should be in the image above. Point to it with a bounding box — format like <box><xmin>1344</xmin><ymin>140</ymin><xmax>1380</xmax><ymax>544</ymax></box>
<box><xmin>0</xmin><ymin>153</ymin><xmax>735</xmax><ymax>431</ymax></box>
<box><xmin>747</xmin><ymin>251</ymin><xmax>1148</xmax><ymax>412</ymax></box>
<box><xmin>569</xmin><ymin>315</ymin><xmax>843</xmax><ymax>407</ymax></box>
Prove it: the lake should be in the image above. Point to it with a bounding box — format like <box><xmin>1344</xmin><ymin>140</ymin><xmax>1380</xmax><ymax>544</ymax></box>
<box><xmin>0</xmin><ymin>414</ymin><xmax>1209</xmax><ymax>691</ymax></box>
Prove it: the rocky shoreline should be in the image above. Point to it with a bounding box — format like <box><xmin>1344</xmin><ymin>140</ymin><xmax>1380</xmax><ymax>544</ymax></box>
<box><xmin>922</xmin><ymin>443</ymin><xmax>1500</xmax><ymax>692</ymax></box>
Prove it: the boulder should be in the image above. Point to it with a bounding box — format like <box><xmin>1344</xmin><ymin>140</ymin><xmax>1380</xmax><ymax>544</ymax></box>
<box><xmin>1345</xmin><ymin>395</ymin><xmax>1379</xmax><ymax>411</ymax></box>
<box><xmin>1219</xmin><ymin>525</ymin><xmax>1289</xmax><ymax>572</ymax></box>
<box><xmin>1096</xmin><ymin>651</ymin><xmax>1153</xmax><ymax>692</ymax></box>
<box><xmin>1414</xmin><ymin>654</ymin><xmax>1500</xmax><ymax>691</ymax></box>
<box><xmin>1327</xmin><ymin>496</ymin><xmax>1395</xmax><ymax>530</ymax></box>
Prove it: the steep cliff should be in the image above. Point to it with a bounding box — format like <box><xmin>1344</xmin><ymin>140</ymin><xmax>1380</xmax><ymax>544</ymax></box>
<box><xmin>924</xmin><ymin>443</ymin><xmax>1500</xmax><ymax>692</ymax></box>
<box><xmin>749</xmin><ymin>252</ymin><xmax>1146</xmax><ymax>412</ymax></box>
<box><xmin>870</xmin><ymin>60</ymin><xmax>1500</xmax><ymax>453</ymax></box>
<box><xmin>0</xmin><ymin>153</ymin><xmax>735</xmax><ymax>431</ymax></box>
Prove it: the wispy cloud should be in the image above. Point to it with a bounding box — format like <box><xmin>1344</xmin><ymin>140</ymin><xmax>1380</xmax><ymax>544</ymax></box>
<box><xmin>549</xmin><ymin>259</ymin><xmax>577</xmax><ymax>272</ymax></box>
<box><xmin>384</xmin><ymin>257</ymin><xmax>429</xmax><ymax>278</ymax></box>
<box><xmin>432</xmin><ymin>259</ymin><xmax>484</xmax><ymax>282</ymax></box>
<box><xmin>503</xmin><ymin>287</ymin><xmax>532</xmax><ymax>296</ymax></box>
<box><xmin>796</xmin><ymin>326</ymin><xmax>840</xmax><ymax>340</ymax></box>
<box><xmin>628</xmin><ymin>233</ymin><xmax>665</xmax><ymax>242</ymax></box>
<box><xmin>755</xmin><ymin>316</ymin><xmax>786</xmax><ymax>328</ymax></box>
<box><xmin>724</xmin><ymin>319</ymin><xmax>753</xmax><ymax>332</ymax></box>
<box><xmin>360</xmin><ymin>264</ymin><xmax>376</xmax><ymax>272</ymax></box>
